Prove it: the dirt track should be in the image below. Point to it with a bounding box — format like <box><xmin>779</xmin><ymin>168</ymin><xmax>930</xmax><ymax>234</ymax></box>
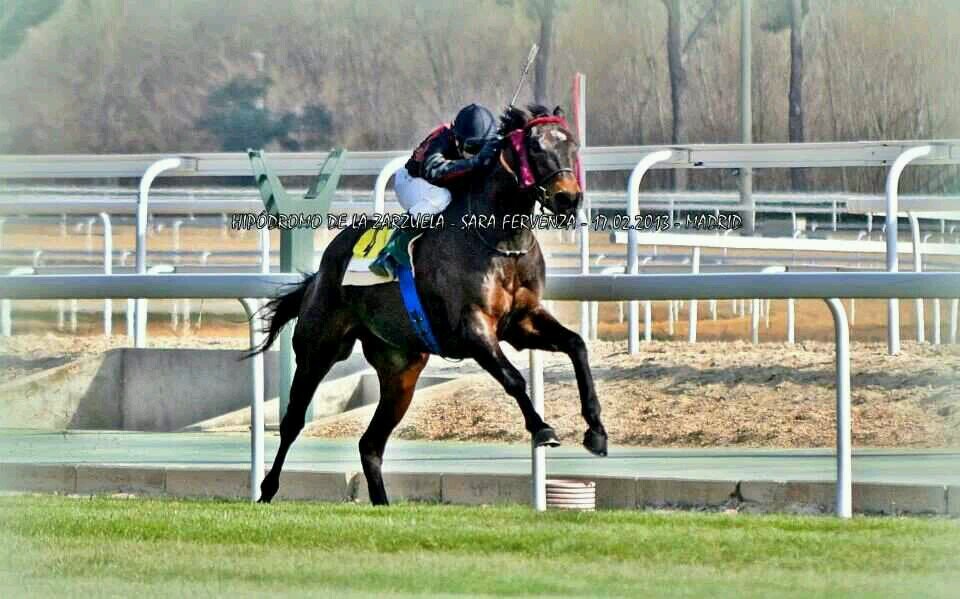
<box><xmin>304</xmin><ymin>340</ymin><xmax>960</xmax><ymax>448</ymax></box>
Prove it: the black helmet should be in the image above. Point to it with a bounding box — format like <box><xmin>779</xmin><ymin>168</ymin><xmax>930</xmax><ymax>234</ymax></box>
<box><xmin>453</xmin><ymin>103</ymin><xmax>496</xmax><ymax>154</ymax></box>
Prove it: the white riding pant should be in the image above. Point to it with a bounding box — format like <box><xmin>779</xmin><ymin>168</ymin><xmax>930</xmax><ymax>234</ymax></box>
<box><xmin>394</xmin><ymin>168</ymin><xmax>452</xmax><ymax>217</ymax></box>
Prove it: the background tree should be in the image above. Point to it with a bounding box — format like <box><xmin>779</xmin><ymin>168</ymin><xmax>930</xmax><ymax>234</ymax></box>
<box><xmin>195</xmin><ymin>76</ymin><xmax>299</xmax><ymax>151</ymax></box>
<box><xmin>1</xmin><ymin>0</ymin><xmax>958</xmax><ymax>193</ymax></box>
<box><xmin>761</xmin><ymin>0</ymin><xmax>809</xmax><ymax>190</ymax></box>
<box><xmin>0</xmin><ymin>0</ymin><xmax>62</xmax><ymax>59</ymax></box>
<box><xmin>661</xmin><ymin>0</ymin><xmax>729</xmax><ymax>189</ymax></box>
<box><xmin>296</xmin><ymin>103</ymin><xmax>336</xmax><ymax>150</ymax></box>
<box><xmin>497</xmin><ymin>0</ymin><xmax>570</xmax><ymax>106</ymax></box>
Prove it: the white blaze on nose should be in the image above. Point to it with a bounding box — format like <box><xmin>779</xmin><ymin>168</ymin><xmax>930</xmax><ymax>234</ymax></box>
<box><xmin>550</xmin><ymin>131</ymin><xmax>568</xmax><ymax>142</ymax></box>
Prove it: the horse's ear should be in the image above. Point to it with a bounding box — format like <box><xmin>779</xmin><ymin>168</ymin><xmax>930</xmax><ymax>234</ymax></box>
<box><xmin>553</xmin><ymin>106</ymin><xmax>565</xmax><ymax>117</ymax></box>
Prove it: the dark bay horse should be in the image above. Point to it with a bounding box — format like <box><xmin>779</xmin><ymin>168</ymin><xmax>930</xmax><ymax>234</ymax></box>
<box><xmin>252</xmin><ymin>104</ymin><xmax>607</xmax><ymax>505</ymax></box>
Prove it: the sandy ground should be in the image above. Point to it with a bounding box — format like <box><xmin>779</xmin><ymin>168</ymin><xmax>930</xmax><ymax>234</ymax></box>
<box><xmin>303</xmin><ymin>340</ymin><xmax>960</xmax><ymax>449</ymax></box>
<box><xmin>2</xmin><ymin>328</ymin><xmax>958</xmax><ymax>449</ymax></box>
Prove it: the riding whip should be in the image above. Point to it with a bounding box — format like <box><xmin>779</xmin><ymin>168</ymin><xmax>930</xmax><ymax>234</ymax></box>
<box><xmin>509</xmin><ymin>43</ymin><xmax>539</xmax><ymax>108</ymax></box>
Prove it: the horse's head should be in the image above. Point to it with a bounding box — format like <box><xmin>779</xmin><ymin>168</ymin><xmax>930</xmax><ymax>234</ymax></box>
<box><xmin>498</xmin><ymin>104</ymin><xmax>582</xmax><ymax>218</ymax></box>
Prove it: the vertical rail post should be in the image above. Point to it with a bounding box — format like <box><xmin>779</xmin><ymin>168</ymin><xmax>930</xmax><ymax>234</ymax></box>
<box><xmin>950</xmin><ymin>299</ymin><xmax>959</xmax><ymax>344</ymax></box>
<box><xmin>136</xmin><ymin>157</ymin><xmax>185</xmax><ymax>348</ymax></box>
<box><xmin>241</xmin><ymin>298</ymin><xmax>265</xmax><ymax>503</ymax></box>
<box><xmin>2</xmin><ymin>267</ymin><xmax>35</xmax><ymax>336</ymax></box>
<box><xmin>627</xmin><ymin>151</ymin><xmax>673</xmax><ymax>354</ymax></box>
<box><xmin>933</xmin><ymin>299</ymin><xmax>941</xmax><ymax>345</ymax></box>
<box><xmin>99</xmin><ymin>213</ymin><xmax>112</xmax><ymax>337</ymax></box>
<box><xmin>825</xmin><ymin>298</ymin><xmax>852</xmax><ymax>519</ymax></box>
<box><xmin>787</xmin><ymin>298</ymin><xmax>796</xmax><ymax>343</ymax></box>
<box><xmin>373</xmin><ymin>156</ymin><xmax>408</xmax><ymax>215</ymax></box>
<box><xmin>688</xmin><ymin>247</ymin><xmax>700</xmax><ymax>343</ymax></box>
<box><xmin>529</xmin><ymin>349</ymin><xmax>546</xmax><ymax>511</ymax></box>
<box><xmin>259</xmin><ymin>227</ymin><xmax>270</xmax><ymax>274</ymax></box>
<box><xmin>885</xmin><ymin>146</ymin><xmax>932</xmax><ymax>355</ymax></box>
<box><xmin>909</xmin><ymin>212</ymin><xmax>925</xmax><ymax>343</ymax></box>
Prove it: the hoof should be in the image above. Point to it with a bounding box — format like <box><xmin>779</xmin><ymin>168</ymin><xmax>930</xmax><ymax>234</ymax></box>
<box><xmin>259</xmin><ymin>478</ymin><xmax>278</xmax><ymax>503</ymax></box>
<box><xmin>533</xmin><ymin>427</ymin><xmax>561</xmax><ymax>448</ymax></box>
<box><xmin>583</xmin><ymin>428</ymin><xmax>608</xmax><ymax>456</ymax></box>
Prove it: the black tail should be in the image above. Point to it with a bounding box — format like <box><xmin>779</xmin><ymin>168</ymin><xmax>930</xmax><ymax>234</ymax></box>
<box><xmin>242</xmin><ymin>273</ymin><xmax>316</xmax><ymax>359</ymax></box>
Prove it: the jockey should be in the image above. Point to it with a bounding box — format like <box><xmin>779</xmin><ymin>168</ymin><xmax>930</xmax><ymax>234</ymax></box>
<box><xmin>370</xmin><ymin>103</ymin><xmax>501</xmax><ymax>277</ymax></box>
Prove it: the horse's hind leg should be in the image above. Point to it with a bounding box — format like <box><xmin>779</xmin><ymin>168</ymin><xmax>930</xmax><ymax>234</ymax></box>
<box><xmin>358</xmin><ymin>335</ymin><xmax>428</xmax><ymax>505</ymax></box>
<box><xmin>504</xmin><ymin>306</ymin><xmax>608</xmax><ymax>457</ymax></box>
<box><xmin>259</xmin><ymin>325</ymin><xmax>356</xmax><ymax>503</ymax></box>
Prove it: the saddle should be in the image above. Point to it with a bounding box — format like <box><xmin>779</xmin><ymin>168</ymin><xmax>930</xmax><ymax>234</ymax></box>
<box><xmin>343</xmin><ymin>227</ymin><xmax>420</xmax><ymax>287</ymax></box>
<box><xmin>343</xmin><ymin>227</ymin><xmax>442</xmax><ymax>354</ymax></box>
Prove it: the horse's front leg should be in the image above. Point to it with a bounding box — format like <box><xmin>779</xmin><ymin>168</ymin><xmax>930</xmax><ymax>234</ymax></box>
<box><xmin>504</xmin><ymin>306</ymin><xmax>608</xmax><ymax>456</ymax></box>
<box><xmin>462</xmin><ymin>309</ymin><xmax>560</xmax><ymax>448</ymax></box>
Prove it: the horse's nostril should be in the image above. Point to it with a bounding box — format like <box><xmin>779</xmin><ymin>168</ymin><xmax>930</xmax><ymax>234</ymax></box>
<box><xmin>555</xmin><ymin>191</ymin><xmax>580</xmax><ymax>214</ymax></box>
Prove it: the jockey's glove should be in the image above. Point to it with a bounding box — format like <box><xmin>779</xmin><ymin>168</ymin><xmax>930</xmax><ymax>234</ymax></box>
<box><xmin>474</xmin><ymin>136</ymin><xmax>502</xmax><ymax>170</ymax></box>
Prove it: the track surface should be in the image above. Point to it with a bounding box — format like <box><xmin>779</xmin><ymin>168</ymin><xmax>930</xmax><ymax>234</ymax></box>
<box><xmin>2</xmin><ymin>430</ymin><xmax>958</xmax><ymax>485</ymax></box>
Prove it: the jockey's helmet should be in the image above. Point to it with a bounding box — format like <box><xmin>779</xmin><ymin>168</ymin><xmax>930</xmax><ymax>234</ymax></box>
<box><xmin>453</xmin><ymin>104</ymin><xmax>497</xmax><ymax>156</ymax></box>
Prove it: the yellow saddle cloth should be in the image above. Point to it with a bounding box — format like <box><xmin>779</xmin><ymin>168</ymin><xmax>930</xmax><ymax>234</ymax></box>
<box><xmin>343</xmin><ymin>228</ymin><xmax>394</xmax><ymax>286</ymax></box>
<box><xmin>353</xmin><ymin>227</ymin><xmax>392</xmax><ymax>260</ymax></box>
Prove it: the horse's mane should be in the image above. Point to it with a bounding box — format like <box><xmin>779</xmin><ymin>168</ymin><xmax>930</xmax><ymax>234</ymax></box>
<box><xmin>498</xmin><ymin>104</ymin><xmax>553</xmax><ymax>135</ymax></box>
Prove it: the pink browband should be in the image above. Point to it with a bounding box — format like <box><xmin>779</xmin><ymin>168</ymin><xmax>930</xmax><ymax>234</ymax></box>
<box><xmin>506</xmin><ymin>115</ymin><xmax>573</xmax><ymax>188</ymax></box>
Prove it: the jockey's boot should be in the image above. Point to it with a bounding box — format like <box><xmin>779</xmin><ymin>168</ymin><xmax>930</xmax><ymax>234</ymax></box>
<box><xmin>369</xmin><ymin>228</ymin><xmax>417</xmax><ymax>278</ymax></box>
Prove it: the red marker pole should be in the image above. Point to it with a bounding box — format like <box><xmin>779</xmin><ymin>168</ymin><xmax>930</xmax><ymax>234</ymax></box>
<box><xmin>572</xmin><ymin>73</ymin><xmax>591</xmax><ymax>339</ymax></box>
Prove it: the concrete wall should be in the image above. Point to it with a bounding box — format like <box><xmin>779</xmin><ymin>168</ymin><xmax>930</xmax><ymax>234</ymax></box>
<box><xmin>0</xmin><ymin>352</ymin><xmax>122</xmax><ymax>429</ymax></box>
<box><xmin>2</xmin><ymin>464</ymin><xmax>956</xmax><ymax>516</ymax></box>
<box><xmin>120</xmin><ymin>348</ymin><xmax>278</xmax><ymax>431</ymax></box>
<box><xmin>0</xmin><ymin>348</ymin><xmax>371</xmax><ymax>431</ymax></box>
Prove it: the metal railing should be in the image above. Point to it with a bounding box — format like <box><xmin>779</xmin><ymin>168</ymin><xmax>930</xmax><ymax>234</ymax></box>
<box><xmin>3</xmin><ymin>271</ymin><xmax>960</xmax><ymax>516</ymax></box>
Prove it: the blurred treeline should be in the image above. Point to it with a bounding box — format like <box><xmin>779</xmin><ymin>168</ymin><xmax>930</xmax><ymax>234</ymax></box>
<box><xmin>1</xmin><ymin>0</ymin><xmax>958</xmax><ymax>192</ymax></box>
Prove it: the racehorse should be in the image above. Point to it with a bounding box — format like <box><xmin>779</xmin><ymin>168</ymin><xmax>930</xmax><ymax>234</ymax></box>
<box><xmin>251</xmin><ymin>104</ymin><xmax>608</xmax><ymax>505</ymax></box>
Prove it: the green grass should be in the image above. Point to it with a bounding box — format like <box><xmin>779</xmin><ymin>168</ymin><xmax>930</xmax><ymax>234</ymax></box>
<box><xmin>1</xmin><ymin>496</ymin><xmax>958</xmax><ymax>598</ymax></box>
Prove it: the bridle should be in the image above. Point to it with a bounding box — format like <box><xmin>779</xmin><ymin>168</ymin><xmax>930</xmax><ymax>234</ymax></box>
<box><xmin>500</xmin><ymin>115</ymin><xmax>576</xmax><ymax>205</ymax></box>
<box><xmin>470</xmin><ymin>116</ymin><xmax>578</xmax><ymax>257</ymax></box>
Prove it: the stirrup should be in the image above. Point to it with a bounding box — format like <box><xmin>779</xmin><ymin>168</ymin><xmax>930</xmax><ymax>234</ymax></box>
<box><xmin>369</xmin><ymin>253</ymin><xmax>396</xmax><ymax>278</ymax></box>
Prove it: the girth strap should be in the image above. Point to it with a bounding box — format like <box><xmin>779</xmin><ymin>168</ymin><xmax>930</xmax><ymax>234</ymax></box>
<box><xmin>396</xmin><ymin>264</ymin><xmax>442</xmax><ymax>355</ymax></box>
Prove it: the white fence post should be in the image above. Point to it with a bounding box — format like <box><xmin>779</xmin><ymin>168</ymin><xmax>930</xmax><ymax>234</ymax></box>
<box><xmin>950</xmin><ymin>299</ymin><xmax>959</xmax><ymax>344</ymax></box>
<box><xmin>909</xmin><ymin>212</ymin><xmax>925</xmax><ymax>343</ymax></box>
<box><xmin>688</xmin><ymin>247</ymin><xmax>700</xmax><ymax>343</ymax></box>
<box><xmin>825</xmin><ymin>298</ymin><xmax>852</xmax><ymax>519</ymax></box>
<box><xmin>136</xmin><ymin>157</ymin><xmax>185</xmax><ymax>348</ymax></box>
<box><xmin>885</xmin><ymin>145</ymin><xmax>932</xmax><ymax>355</ymax></box>
<box><xmin>2</xmin><ymin>267</ymin><xmax>35</xmax><ymax>335</ymax></box>
<box><xmin>627</xmin><ymin>150</ymin><xmax>673</xmax><ymax>354</ymax></box>
<box><xmin>99</xmin><ymin>213</ymin><xmax>112</xmax><ymax>336</ymax></box>
<box><xmin>787</xmin><ymin>298</ymin><xmax>796</xmax><ymax>343</ymax></box>
<box><xmin>373</xmin><ymin>156</ymin><xmax>408</xmax><ymax>215</ymax></box>
<box><xmin>529</xmin><ymin>349</ymin><xmax>546</xmax><ymax>512</ymax></box>
<box><xmin>240</xmin><ymin>298</ymin><xmax>265</xmax><ymax>503</ymax></box>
